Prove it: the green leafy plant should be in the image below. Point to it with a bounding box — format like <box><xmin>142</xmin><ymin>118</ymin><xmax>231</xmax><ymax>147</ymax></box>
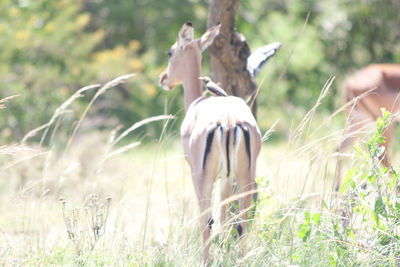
<box><xmin>318</xmin><ymin>109</ymin><xmax>399</xmax><ymax>265</ymax></box>
<box><xmin>341</xmin><ymin>109</ymin><xmax>400</xmax><ymax>261</ymax></box>
<box><xmin>287</xmin><ymin>109</ymin><xmax>400</xmax><ymax>266</ymax></box>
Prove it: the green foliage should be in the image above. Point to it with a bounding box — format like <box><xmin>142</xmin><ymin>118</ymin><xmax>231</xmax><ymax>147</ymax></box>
<box><xmin>337</xmin><ymin>109</ymin><xmax>400</xmax><ymax>264</ymax></box>
<box><xmin>2</xmin><ymin>0</ymin><xmax>400</xmax><ymax>142</ymax></box>
<box><xmin>342</xmin><ymin>110</ymin><xmax>400</xmax><ymax>242</ymax></box>
<box><xmin>298</xmin><ymin>211</ymin><xmax>320</xmax><ymax>242</ymax></box>
<box><xmin>82</xmin><ymin>0</ymin><xmax>209</xmax><ymax>58</ymax></box>
<box><xmin>0</xmin><ymin>0</ymin><xmax>180</xmax><ymax>142</ymax></box>
<box><xmin>325</xmin><ymin>0</ymin><xmax>400</xmax><ymax>69</ymax></box>
<box><xmin>0</xmin><ymin>0</ymin><xmax>102</xmax><ymax>139</ymax></box>
<box><xmin>239</xmin><ymin>0</ymin><xmax>330</xmax><ymax>111</ymax></box>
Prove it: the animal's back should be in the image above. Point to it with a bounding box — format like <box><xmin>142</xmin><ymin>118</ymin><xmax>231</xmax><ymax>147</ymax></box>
<box><xmin>181</xmin><ymin>96</ymin><xmax>259</xmax><ymax>136</ymax></box>
<box><xmin>344</xmin><ymin>65</ymin><xmax>383</xmax><ymax>93</ymax></box>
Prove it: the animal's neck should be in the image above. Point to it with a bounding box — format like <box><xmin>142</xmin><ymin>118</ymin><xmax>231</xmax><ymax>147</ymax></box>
<box><xmin>182</xmin><ymin>50</ymin><xmax>203</xmax><ymax>112</ymax></box>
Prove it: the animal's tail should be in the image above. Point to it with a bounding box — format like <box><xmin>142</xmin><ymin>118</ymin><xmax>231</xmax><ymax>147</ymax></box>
<box><xmin>202</xmin><ymin>123</ymin><xmax>252</xmax><ymax>178</ymax></box>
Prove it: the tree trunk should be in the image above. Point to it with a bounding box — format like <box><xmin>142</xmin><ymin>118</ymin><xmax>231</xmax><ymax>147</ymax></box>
<box><xmin>207</xmin><ymin>0</ymin><xmax>257</xmax><ymax>115</ymax></box>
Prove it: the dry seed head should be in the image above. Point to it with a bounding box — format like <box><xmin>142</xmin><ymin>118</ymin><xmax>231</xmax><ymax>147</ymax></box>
<box><xmin>59</xmin><ymin>197</ymin><xmax>66</xmax><ymax>207</ymax></box>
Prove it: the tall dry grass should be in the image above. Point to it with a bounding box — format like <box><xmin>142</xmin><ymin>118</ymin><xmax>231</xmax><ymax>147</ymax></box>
<box><xmin>1</xmin><ymin>66</ymin><xmax>399</xmax><ymax>266</ymax></box>
<box><xmin>0</xmin><ymin>74</ymin><xmax>180</xmax><ymax>265</ymax></box>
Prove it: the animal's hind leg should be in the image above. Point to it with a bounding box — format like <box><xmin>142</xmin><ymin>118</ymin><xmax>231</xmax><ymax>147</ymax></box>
<box><xmin>220</xmin><ymin>177</ymin><xmax>232</xmax><ymax>227</ymax></box>
<box><xmin>381</xmin><ymin>123</ymin><xmax>394</xmax><ymax>168</ymax></box>
<box><xmin>336</xmin><ymin>110</ymin><xmax>370</xmax><ymax>190</ymax></box>
<box><xmin>190</xmin><ymin>129</ymin><xmax>220</xmax><ymax>265</ymax></box>
<box><xmin>193</xmin><ymin>171</ymin><xmax>214</xmax><ymax>265</ymax></box>
<box><xmin>235</xmin><ymin>163</ymin><xmax>255</xmax><ymax>238</ymax></box>
<box><xmin>233</xmin><ymin>123</ymin><xmax>260</xmax><ymax>237</ymax></box>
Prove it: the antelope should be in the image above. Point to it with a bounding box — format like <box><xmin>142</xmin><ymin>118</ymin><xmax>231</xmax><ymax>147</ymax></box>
<box><xmin>336</xmin><ymin>64</ymin><xmax>400</xmax><ymax>190</ymax></box>
<box><xmin>159</xmin><ymin>22</ymin><xmax>262</xmax><ymax>264</ymax></box>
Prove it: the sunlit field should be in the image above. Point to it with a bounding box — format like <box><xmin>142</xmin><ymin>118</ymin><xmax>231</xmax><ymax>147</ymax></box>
<box><xmin>2</xmin><ymin>0</ymin><xmax>400</xmax><ymax>265</ymax></box>
<box><xmin>2</xmin><ymin>76</ymin><xmax>400</xmax><ymax>266</ymax></box>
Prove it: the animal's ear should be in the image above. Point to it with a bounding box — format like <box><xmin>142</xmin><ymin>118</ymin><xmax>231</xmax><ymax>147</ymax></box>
<box><xmin>198</xmin><ymin>23</ymin><xmax>221</xmax><ymax>52</ymax></box>
<box><xmin>178</xmin><ymin>21</ymin><xmax>194</xmax><ymax>48</ymax></box>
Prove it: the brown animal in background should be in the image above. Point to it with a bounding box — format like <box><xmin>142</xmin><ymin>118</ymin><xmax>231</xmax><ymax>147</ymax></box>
<box><xmin>336</xmin><ymin>64</ymin><xmax>400</xmax><ymax>190</ymax></box>
<box><xmin>159</xmin><ymin>22</ymin><xmax>261</xmax><ymax>264</ymax></box>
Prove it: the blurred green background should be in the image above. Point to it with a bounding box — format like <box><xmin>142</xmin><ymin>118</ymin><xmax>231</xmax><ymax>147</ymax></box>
<box><xmin>1</xmin><ymin>0</ymin><xmax>400</xmax><ymax>143</ymax></box>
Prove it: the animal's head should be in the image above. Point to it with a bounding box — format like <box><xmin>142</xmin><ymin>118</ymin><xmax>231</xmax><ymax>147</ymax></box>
<box><xmin>159</xmin><ymin>21</ymin><xmax>221</xmax><ymax>91</ymax></box>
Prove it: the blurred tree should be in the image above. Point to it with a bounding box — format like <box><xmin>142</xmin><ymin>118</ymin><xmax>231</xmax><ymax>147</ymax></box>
<box><xmin>0</xmin><ymin>0</ymin><xmax>104</xmax><ymax>140</ymax></box>
<box><xmin>322</xmin><ymin>0</ymin><xmax>400</xmax><ymax>74</ymax></box>
<box><xmin>207</xmin><ymin>0</ymin><xmax>257</xmax><ymax>114</ymax></box>
<box><xmin>82</xmin><ymin>0</ymin><xmax>208</xmax><ymax>63</ymax></box>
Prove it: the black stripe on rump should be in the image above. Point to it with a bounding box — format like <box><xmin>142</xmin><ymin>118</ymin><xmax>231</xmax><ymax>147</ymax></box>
<box><xmin>226</xmin><ymin>129</ymin><xmax>230</xmax><ymax>177</ymax></box>
<box><xmin>202</xmin><ymin>124</ymin><xmax>220</xmax><ymax>170</ymax></box>
<box><xmin>233</xmin><ymin>125</ymin><xmax>239</xmax><ymax>146</ymax></box>
<box><xmin>238</xmin><ymin>124</ymin><xmax>251</xmax><ymax>168</ymax></box>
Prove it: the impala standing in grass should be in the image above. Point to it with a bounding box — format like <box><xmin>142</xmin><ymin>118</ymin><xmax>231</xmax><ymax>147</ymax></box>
<box><xmin>159</xmin><ymin>22</ymin><xmax>262</xmax><ymax>264</ymax></box>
